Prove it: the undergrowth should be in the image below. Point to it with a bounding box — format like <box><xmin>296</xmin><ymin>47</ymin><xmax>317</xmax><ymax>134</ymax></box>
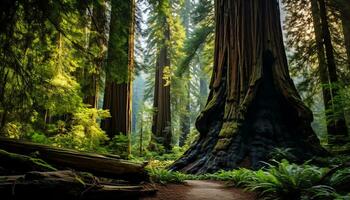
<box><xmin>147</xmin><ymin>159</ymin><xmax>350</xmax><ymax>199</ymax></box>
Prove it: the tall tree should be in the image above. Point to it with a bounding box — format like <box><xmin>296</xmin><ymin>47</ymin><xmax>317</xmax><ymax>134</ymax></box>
<box><xmin>179</xmin><ymin>0</ymin><xmax>193</xmax><ymax>147</ymax></box>
<box><xmin>333</xmin><ymin>0</ymin><xmax>350</xmax><ymax>71</ymax></box>
<box><xmin>102</xmin><ymin>0</ymin><xmax>135</xmax><ymax>154</ymax></box>
<box><xmin>317</xmin><ymin>0</ymin><xmax>348</xmax><ymax>140</ymax></box>
<box><xmin>83</xmin><ymin>0</ymin><xmax>108</xmax><ymax>108</ymax></box>
<box><xmin>310</xmin><ymin>0</ymin><xmax>336</xmax><ymax>142</ymax></box>
<box><xmin>146</xmin><ymin>0</ymin><xmax>174</xmax><ymax>151</ymax></box>
<box><xmin>171</xmin><ymin>0</ymin><xmax>324</xmax><ymax>173</ymax></box>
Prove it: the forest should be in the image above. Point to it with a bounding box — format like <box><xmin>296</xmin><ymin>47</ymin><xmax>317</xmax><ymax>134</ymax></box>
<box><xmin>0</xmin><ymin>0</ymin><xmax>349</xmax><ymax>199</ymax></box>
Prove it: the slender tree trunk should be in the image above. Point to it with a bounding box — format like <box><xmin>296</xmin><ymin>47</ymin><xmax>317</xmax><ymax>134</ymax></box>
<box><xmin>171</xmin><ymin>0</ymin><xmax>325</xmax><ymax>174</ymax></box>
<box><xmin>179</xmin><ymin>89</ymin><xmax>191</xmax><ymax>147</ymax></box>
<box><xmin>83</xmin><ymin>0</ymin><xmax>108</xmax><ymax>108</ymax></box>
<box><xmin>333</xmin><ymin>0</ymin><xmax>350</xmax><ymax>71</ymax></box>
<box><xmin>179</xmin><ymin>0</ymin><xmax>192</xmax><ymax>147</ymax></box>
<box><xmin>150</xmin><ymin>25</ymin><xmax>172</xmax><ymax>151</ymax></box>
<box><xmin>139</xmin><ymin>109</ymin><xmax>143</xmax><ymax>156</ymax></box>
<box><xmin>102</xmin><ymin>0</ymin><xmax>135</xmax><ymax>155</ymax></box>
<box><xmin>318</xmin><ymin>0</ymin><xmax>348</xmax><ymax>140</ymax></box>
<box><xmin>310</xmin><ymin>0</ymin><xmax>335</xmax><ymax>142</ymax></box>
<box><xmin>340</xmin><ymin>9</ymin><xmax>350</xmax><ymax>71</ymax></box>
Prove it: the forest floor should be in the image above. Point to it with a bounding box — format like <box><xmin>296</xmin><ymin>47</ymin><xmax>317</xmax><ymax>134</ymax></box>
<box><xmin>141</xmin><ymin>180</ymin><xmax>256</xmax><ymax>200</ymax></box>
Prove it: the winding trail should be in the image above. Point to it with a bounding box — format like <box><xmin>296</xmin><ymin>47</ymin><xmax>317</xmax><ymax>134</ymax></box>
<box><xmin>142</xmin><ymin>180</ymin><xmax>255</xmax><ymax>200</ymax></box>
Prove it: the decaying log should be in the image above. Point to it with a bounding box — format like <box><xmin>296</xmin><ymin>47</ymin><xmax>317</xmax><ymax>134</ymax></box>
<box><xmin>0</xmin><ymin>149</ymin><xmax>56</xmax><ymax>174</ymax></box>
<box><xmin>0</xmin><ymin>137</ymin><xmax>148</xmax><ymax>182</ymax></box>
<box><xmin>0</xmin><ymin>171</ymin><xmax>156</xmax><ymax>200</ymax></box>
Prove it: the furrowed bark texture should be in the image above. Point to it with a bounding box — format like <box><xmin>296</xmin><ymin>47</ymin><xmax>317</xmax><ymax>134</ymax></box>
<box><xmin>170</xmin><ymin>0</ymin><xmax>324</xmax><ymax>174</ymax></box>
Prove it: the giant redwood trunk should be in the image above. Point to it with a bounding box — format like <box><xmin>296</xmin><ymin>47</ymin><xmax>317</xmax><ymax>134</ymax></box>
<box><xmin>170</xmin><ymin>0</ymin><xmax>325</xmax><ymax>173</ymax></box>
<box><xmin>102</xmin><ymin>0</ymin><xmax>135</xmax><ymax>154</ymax></box>
<box><xmin>150</xmin><ymin>26</ymin><xmax>172</xmax><ymax>151</ymax></box>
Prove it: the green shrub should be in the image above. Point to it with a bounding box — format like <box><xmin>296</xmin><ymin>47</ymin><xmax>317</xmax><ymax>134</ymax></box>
<box><xmin>243</xmin><ymin>160</ymin><xmax>328</xmax><ymax>200</ymax></box>
<box><xmin>30</xmin><ymin>132</ymin><xmax>50</xmax><ymax>144</ymax></box>
<box><xmin>51</xmin><ymin>107</ymin><xmax>109</xmax><ymax>152</ymax></box>
<box><xmin>329</xmin><ymin>167</ymin><xmax>350</xmax><ymax>193</ymax></box>
<box><xmin>148</xmin><ymin>168</ymin><xmax>187</xmax><ymax>184</ymax></box>
<box><xmin>107</xmin><ymin>134</ymin><xmax>130</xmax><ymax>158</ymax></box>
<box><xmin>269</xmin><ymin>148</ymin><xmax>298</xmax><ymax>162</ymax></box>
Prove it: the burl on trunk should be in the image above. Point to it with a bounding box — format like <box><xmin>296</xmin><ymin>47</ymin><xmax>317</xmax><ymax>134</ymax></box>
<box><xmin>171</xmin><ymin>0</ymin><xmax>325</xmax><ymax>174</ymax></box>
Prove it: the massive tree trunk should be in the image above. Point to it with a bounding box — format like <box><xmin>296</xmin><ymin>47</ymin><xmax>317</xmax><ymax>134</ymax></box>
<box><xmin>150</xmin><ymin>26</ymin><xmax>172</xmax><ymax>151</ymax></box>
<box><xmin>170</xmin><ymin>0</ymin><xmax>325</xmax><ymax>174</ymax></box>
<box><xmin>102</xmin><ymin>0</ymin><xmax>135</xmax><ymax>154</ymax></box>
<box><xmin>83</xmin><ymin>0</ymin><xmax>108</xmax><ymax>108</ymax></box>
<box><xmin>317</xmin><ymin>0</ymin><xmax>348</xmax><ymax>141</ymax></box>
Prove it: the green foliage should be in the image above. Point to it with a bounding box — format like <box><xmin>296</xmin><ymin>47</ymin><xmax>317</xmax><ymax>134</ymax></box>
<box><xmin>329</xmin><ymin>167</ymin><xmax>350</xmax><ymax>191</ymax></box>
<box><xmin>148</xmin><ymin>168</ymin><xmax>187</xmax><ymax>184</ymax></box>
<box><xmin>107</xmin><ymin>134</ymin><xmax>130</xmax><ymax>158</ymax></box>
<box><xmin>269</xmin><ymin>148</ymin><xmax>298</xmax><ymax>163</ymax></box>
<box><xmin>30</xmin><ymin>132</ymin><xmax>51</xmax><ymax>144</ymax></box>
<box><xmin>199</xmin><ymin>160</ymin><xmax>350</xmax><ymax>200</ymax></box>
<box><xmin>105</xmin><ymin>0</ymin><xmax>133</xmax><ymax>83</ymax></box>
<box><xmin>19</xmin><ymin>107</ymin><xmax>111</xmax><ymax>153</ymax></box>
<box><xmin>243</xmin><ymin>161</ymin><xmax>327</xmax><ymax>200</ymax></box>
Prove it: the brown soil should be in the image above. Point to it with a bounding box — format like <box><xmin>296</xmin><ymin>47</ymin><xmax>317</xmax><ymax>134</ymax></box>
<box><xmin>141</xmin><ymin>180</ymin><xmax>256</xmax><ymax>200</ymax></box>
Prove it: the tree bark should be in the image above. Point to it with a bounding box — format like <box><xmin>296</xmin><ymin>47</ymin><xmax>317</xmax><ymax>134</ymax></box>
<box><xmin>0</xmin><ymin>171</ymin><xmax>156</xmax><ymax>199</ymax></box>
<box><xmin>102</xmin><ymin>0</ymin><xmax>135</xmax><ymax>155</ymax></box>
<box><xmin>170</xmin><ymin>0</ymin><xmax>325</xmax><ymax>174</ymax></box>
<box><xmin>150</xmin><ymin>25</ymin><xmax>172</xmax><ymax>151</ymax></box>
<box><xmin>318</xmin><ymin>0</ymin><xmax>348</xmax><ymax>141</ymax></box>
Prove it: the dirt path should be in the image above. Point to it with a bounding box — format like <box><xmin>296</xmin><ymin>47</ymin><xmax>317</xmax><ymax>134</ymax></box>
<box><xmin>142</xmin><ymin>180</ymin><xmax>255</xmax><ymax>200</ymax></box>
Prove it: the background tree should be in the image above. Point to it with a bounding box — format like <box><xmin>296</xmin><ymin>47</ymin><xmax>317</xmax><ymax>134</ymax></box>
<box><xmin>145</xmin><ymin>0</ymin><xmax>185</xmax><ymax>151</ymax></box>
<box><xmin>283</xmin><ymin>0</ymin><xmax>349</xmax><ymax>143</ymax></box>
<box><xmin>102</xmin><ymin>0</ymin><xmax>135</xmax><ymax>155</ymax></box>
<box><xmin>82</xmin><ymin>0</ymin><xmax>108</xmax><ymax>109</ymax></box>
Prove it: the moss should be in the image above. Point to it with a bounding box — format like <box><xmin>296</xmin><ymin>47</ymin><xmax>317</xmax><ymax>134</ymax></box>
<box><xmin>0</xmin><ymin>149</ymin><xmax>56</xmax><ymax>172</ymax></box>
<box><xmin>214</xmin><ymin>138</ymin><xmax>231</xmax><ymax>151</ymax></box>
<box><xmin>219</xmin><ymin>122</ymin><xmax>239</xmax><ymax>138</ymax></box>
<box><xmin>201</xmin><ymin>92</ymin><xmax>219</xmax><ymax>113</ymax></box>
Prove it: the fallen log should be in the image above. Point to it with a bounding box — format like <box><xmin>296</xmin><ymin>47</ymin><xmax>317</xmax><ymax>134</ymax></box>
<box><xmin>0</xmin><ymin>137</ymin><xmax>148</xmax><ymax>182</ymax></box>
<box><xmin>0</xmin><ymin>149</ymin><xmax>56</xmax><ymax>175</ymax></box>
<box><xmin>0</xmin><ymin>171</ymin><xmax>156</xmax><ymax>200</ymax></box>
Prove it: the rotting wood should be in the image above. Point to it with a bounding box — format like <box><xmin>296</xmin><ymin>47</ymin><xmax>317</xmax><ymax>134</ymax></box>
<box><xmin>0</xmin><ymin>171</ymin><xmax>156</xmax><ymax>200</ymax></box>
<box><xmin>0</xmin><ymin>137</ymin><xmax>148</xmax><ymax>182</ymax></box>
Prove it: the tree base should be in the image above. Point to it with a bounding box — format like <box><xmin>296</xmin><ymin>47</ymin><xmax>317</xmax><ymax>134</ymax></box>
<box><xmin>170</xmin><ymin>67</ymin><xmax>326</xmax><ymax>174</ymax></box>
